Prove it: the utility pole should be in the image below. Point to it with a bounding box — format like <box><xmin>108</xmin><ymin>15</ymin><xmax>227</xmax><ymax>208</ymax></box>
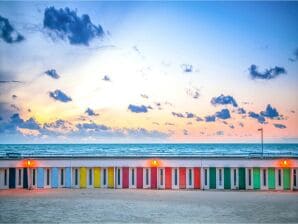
<box><xmin>258</xmin><ymin>128</ymin><xmax>263</xmax><ymax>157</ymax></box>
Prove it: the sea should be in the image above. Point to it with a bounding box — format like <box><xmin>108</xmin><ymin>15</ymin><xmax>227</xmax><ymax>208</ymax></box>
<box><xmin>0</xmin><ymin>144</ymin><xmax>297</xmax><ymax>157</ymax></box>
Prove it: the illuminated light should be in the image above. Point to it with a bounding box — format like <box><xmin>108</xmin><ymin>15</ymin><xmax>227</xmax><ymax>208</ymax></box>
<box><xmin>283</xmin><ymin>160</ymin><xmax>287</xmax><ymax>166</ymax></box>
<box><xmin>26</xmin><ymin>160</ymin><xmax>33</xmax><ymax>167</ymax></box>
<box><xmin>151</xmin><ymin>160</ymin><xmax>159</xmax><ymax>167</ymax></box>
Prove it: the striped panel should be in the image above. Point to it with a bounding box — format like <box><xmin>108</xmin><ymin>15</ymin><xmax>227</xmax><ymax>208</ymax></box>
<box><xmin>209</xmin><ymin>167</ymin><xmax>216</xmax><ymax>189</ymax></box>
<box><xmin>268</xmin><ymin>168</ymin><xmax>275</xmax><ymax>189</ymax></box>
<box><xmin>224</xmin><ymin>167</ymin><xmax>231</xmax><ymax>190</ymax></box>
<box><xmin>65</xmin><ymin>167</ymin><xmax>71</xmax><ymax>188</ymax></box>
<box><xmin>283</xmin><ymin>168</ymin><xmax>290</xmax><ymax>190</ymax></box>
<box><xmin>137</xmin><ymin>167</ymin><xmax>143</xmax><ymax>189</ymax></box>
<box><xmin>122</xmin><ymin>167</ymin><xmax>129</xmax><ymax>188</ymax></box>
<box><xmin>179</xmin><ymin>167</ymin><xmax>186</xmax><ymax>189</ymax></box>
<box><xmin>238</xmin><ymin>167</ymin><xmax>246</xmax><ymax>190</ymax></box>
<box><xmin>80</xmin><ymin>167</ymin><xmax>87</xmax><ymax>188</ymax></box>
<box><xmin>37</xmin><ymin>168</ymin><xmax>44</xmax><ymax>188</ymax></box>
<box><xmin>108</xmin><ymin>167</ymin><xmax>114</xmax><ymax>188</ymax></box>
<box><xmin>23</xmin><ymin>168</ymin><xmax>28</xmax><ymax>189</ymax></box>
<box><xmin>253</xmin><ymin>168</ymin><xmax>260</xmax><ymax>190</ymax></box>
<box><xmin>51</xmin><ymin>167</ymin><xmax>58</xmax><ymax>188</ymax></box>
<box><xmin>94</xmin><ymin>167</ymin><xmax>101</xmax><ymax>188</ymax></box>
<box><xmin>165</xmin><ymin>167</ymin><xmax>172</xmax><ymax>189</ymax></box>
<box><xmin>151</xmin><ymin>167</ymin><xmax>157</xmax><ymax>189</ymax></box>
<box><xmin>194</xmin><ymin>167</ymin><xmax>200</xmax><ymax>189</ymax></box>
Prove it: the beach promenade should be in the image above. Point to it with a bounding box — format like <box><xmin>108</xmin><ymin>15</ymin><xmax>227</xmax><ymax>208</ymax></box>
<box><xmin>0</xmin><ymin>189</ymin><xmax>297</xmax><ymax>223</ymax></box>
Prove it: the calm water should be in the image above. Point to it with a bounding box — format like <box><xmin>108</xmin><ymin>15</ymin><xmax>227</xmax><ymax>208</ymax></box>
<box><xmin>0</xmin><ymin>144</ymin><xmax>297</xmax><ymax>157</ymax></box>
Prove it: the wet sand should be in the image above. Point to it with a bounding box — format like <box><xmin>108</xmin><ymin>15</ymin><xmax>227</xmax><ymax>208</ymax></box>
<box><xmin>0</xmin><ymin>189</ymin><xmax>297</xmax><ymax>223</ymax></box>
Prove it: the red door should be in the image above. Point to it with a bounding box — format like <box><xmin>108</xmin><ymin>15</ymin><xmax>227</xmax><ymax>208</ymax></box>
<box><xmin>151</xmin><ymin>167</ymin><xmax>157</xmax><ymax>189</ymax></box>
<box><xmin>194</xmin><ymin>167</ymin><xmax>201</xmax><ymax>189</ymax></box>
<box><xmin>122</xmin><ymin>167</ymin><xmax>129</xmax><ymax>188</ymax></box>
<box><xmin>179</xmin><ymin>167</ymin><xmax>186</xmax><ymax>189</ymax></box>
<box><xmin>165</xmin><ymin>167</ymin><xmax>172</xmax><ymax>189</ymax></box>
<box><xmin>137</xmin><ymin>167</ymin><xmax>143</xmax><ymax>189</ymax></box>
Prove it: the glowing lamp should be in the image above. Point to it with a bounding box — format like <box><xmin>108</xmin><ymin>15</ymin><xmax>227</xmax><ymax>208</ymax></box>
<box><xmin>26</xmin><ymin>160</ymin><xmax>32</xmax><ymax>167</ymax></box>
<box><xmin>151</xmin><ymin>160</ymin><xmax>158</xmax><ymax>167</ymax></box>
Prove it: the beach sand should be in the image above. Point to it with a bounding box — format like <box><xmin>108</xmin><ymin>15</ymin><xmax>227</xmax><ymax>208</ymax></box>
<box><xmin>0</xmin><ymin>189</ymin><xmax>297</xmax><ymax>223</ymax></box>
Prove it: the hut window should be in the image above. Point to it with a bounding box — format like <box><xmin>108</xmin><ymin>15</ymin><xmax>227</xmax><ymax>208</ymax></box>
<box><xmin>248</xmin><ymin>169</ymin><xmax>252</xmax><ymax>186</ymax></box>
<box><xmin>46</xmin><ymin>169</ymin><xmax>50</xmax><ymax>186</ymax></box>
<box><xmin>89</xmin><ymin>169</ymin><xmax>92</xmax><ymax>186</ymax></box>
<box><xmin>4</xmin><ymin>169</ymin><xmax>7</xmax><ymax>186</ymax></box>
<box><xmin>160</xmin><ymin>169</ymin><xmax>163</xmax><ymax>186</ymax></box>
<box><xmin>75</xmin><ymin>169</ymin><xmax>78</xmax><ymax>185</ymax></box>
<box><xmin>233</xmin><ymin>169</ymin><xmax>237</xmax><ymax>186</ymax></box>
<box><xmin>204</xmin><ymin>169</ymin><xmax>208</xmax><ymax>186</ymax></box>
<box><xmin>103</xmin><ymin>169</ymin><xmax>107</xmax><ymax>185</ymax></box>
<box><xmin>117</xmin><ymin>168</ymin><xmax>121</xmax><ymax>186</ymax></box>
<box><xmin>174</xmin><ymin>169</ymin><xmax>178</xmax><ymax>186</ymax></box>
<box><xmin>60</xmin><ymin>169</ymin><xmax>64</xmax><ymax>186</ymax></box>
<box><xmin>32</xmin><ymin>169</ymin><xmax>36</xmax><ymax>186</ymax></box>
<box><xmin>263</xmin><ymin>170</ymin><xmax>267</xmax><ymax>186</ymax></box>
<box><xmin>18</xmin><ymin>169</ymin><xmax>22</xmax><ymax>186</ymax></box>
<box><xmin>278</xmin><ymin>169</ymin><xmax>282</xmax><ymax>186</ymax></box>
<box><xmin>131</xmin><ymin>169</ymin><xmax>135</xmax><ymax>186</ymax></box>
<box><xmin>189</xmin><ymin>169</ymin><xmax>192</xmax><ymax>186</ymax></box>
<box><xmin>294</xmin><ymin>170</ymin><xmax>297</xmax><ymax>187</ymax></box>
<box><xmin>145</xmin><ymin>169</ymin><xmax>149</xmax><ymax>185</ymax></box>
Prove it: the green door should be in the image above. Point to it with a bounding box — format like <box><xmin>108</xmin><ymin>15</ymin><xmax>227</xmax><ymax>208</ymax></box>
<box><xmin>253</xmin><ymin>168</ymin><xmax>260</xmax><ymax>190</ymax></box>
<box><xmin>209</xmin><ymin>167</ymin><xmax>216</xmax><ymax>189</ymax></box>
<box><xmin>238</xmin><ymin>167</ymin><xmax>246</xmax><ymax>190</ymax></box>
<box><xmin>268</xmin><ymin>168</ymin><xmax>275</xmax><ymax>189</ymax></box>
<box><xmin>283</xmin><ymin>168</ymin><xmax>290</xmax><ymax>190</ymax></box>
<box><xmin>224</xmin><ymin>167</ymin><xmax>231</xmax><ymax>189</ymax></box>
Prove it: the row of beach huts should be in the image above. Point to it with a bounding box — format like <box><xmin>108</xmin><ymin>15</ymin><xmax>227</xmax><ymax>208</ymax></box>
<box><xmin>0</xmin><ymin>156</ymin><xmax>297</xmax><ymax>190</ymax></box>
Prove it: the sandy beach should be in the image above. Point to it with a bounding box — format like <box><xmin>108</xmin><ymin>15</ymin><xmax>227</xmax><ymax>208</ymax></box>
<box><xmin>0</xmin><ymin>189</ymin><xmax>297</xmax><ymax>223</ymax></box>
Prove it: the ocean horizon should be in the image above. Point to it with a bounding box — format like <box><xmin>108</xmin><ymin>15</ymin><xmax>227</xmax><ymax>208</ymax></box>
<box><xmin>1</xmin><ymin>143</ymin><xmax>297</xmax><ymax>157</ymax></box>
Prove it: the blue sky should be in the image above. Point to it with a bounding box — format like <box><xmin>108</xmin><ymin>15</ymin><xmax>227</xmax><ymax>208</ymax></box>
<box><xmin>0</xmin><ymin>1</ymin><xmax>297</xmax><ymax>143</ymax></box>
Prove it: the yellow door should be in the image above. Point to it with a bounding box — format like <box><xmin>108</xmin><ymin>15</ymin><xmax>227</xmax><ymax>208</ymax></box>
<box><xmin>108</xmin><ymin>167</ymin><xmax>114</xmax><ymax>188</ymax></box>
<box><xmin>80</xmin><ymin>167</ymin><xmax>87</xmax><ymax>188</ymax></box>
<box><xmin>94</xmin><ymin>167</ymin><xmax>101</xmax><ymax>188</ymax></box>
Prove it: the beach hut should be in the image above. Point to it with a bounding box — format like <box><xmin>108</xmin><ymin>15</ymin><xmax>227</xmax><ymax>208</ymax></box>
<box><xmin>260</xmin><ymin>168</ymin><xmax>268</xmax><ymax>190</ymax></box>
<box><xmin>128</xmin><ymin>167</ymin><xmax>136</xmax><ymax>188</ymax></box>
<box><xmin>94</xmin><ymin>167</ymin><xmax>101</xmax><ymax>188</ymax></box>
<box><xmin>157</xmin><ymin>167</ymin><xmax>165</xmax><ymax>189</ymax></box>
<box><xmin>137</xmin><ymin>167</ymin><xmax>143</xmax><ymax>189</ymax></box>
<box><xmin>87</xmin><ymin>168</ymin><xmax>94</xmax><ymax>188</ymax></box>
<box><xmin>179</xmin><ymin>167</ymin><xmax>186</xmax><ymax>189</ymax></box>
<box><xmin>246</xmin><ymin>168</ymin><xmax>253</xmax><ymax>190</ymax></box>
<box><xmin>230</xmin><ymin>168</ymin><xmax>238</xmax><ymax>190</ymax></box>
<box><xmin>293</xmin><ymin>168</ymin><xmax>298</xmax><ymax>190</ymax></box>
<box><xmin>143</xmin><ymin>167</ymin><xmax>151</xmax><ymax>189</ymax></box>
<box><xmin>115</xmin><ymin>167</ymin><xmax>122</xmax><ymax>189</ymax></box>
<box><xmin>0</xmin><ymin>168</ymin><xmax>9</xmax><ymax>189</ymax></box>
<box><xmin>72</xmin><ymin>168</ymin><xmax>80</xmax><ymax>188</ymax></box>
<box><xmin>216</xmin><ymin>168</ymin><xmax>224</xmax><ymax>189</ymax></box>
<box><xmin>165</xmin><ymin>167</ymin><xmax>172</xmax><ymax>190</ymax></box>
<box><xmin>101</xmin><ymin>167</ymin><xmax>108</xmax><ymax>188</ymax></box>
<box><xmin>186</xmin><ymin>168</ymin><xmax>194</xmax><ymax>189</ymax></box>
<box><xmin>172</xmin><ymin>167</ymin><xmax>179</xmax><ymax>189</ymax></box>
<box><xmin>202</xmin><ymin>168</ymin><xmax>209</xmax><ymax>189</ymax></box>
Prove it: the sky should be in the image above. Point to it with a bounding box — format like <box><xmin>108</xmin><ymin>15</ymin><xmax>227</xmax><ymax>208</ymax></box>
<box><xmin>0</xmin><ymin>1</ymin><xmax>297</xmax><ymax>143</ymax></box>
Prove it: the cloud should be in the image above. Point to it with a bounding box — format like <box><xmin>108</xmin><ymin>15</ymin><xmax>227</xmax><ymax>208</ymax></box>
<box><xmin>260</xmin><ymin>104</ymin><xmax>279</xmax><ymax>119</ymax></box>
<box><xmin>49</xmin><ymin>89</ymin><xmax>72</xmax><ymax>103</ymax></box>
<box><xmin>229</xmin><ymin>124</ymin><xmax>235</xmax><ymax>129</ymax></box>
<box><xmin>196</xmin><ymin>117</ymin><xmax>204</xmax><ymax>122</ymax></box>
<box><xmin>165</xmin><ymin>122</ymin><xmax>175</xmax><ymax>126</ymax></box>
<box><xmin>45</xmin><ymin>69</ymin><xmax>60</xmax><ymax>79</ymax></box>
<box><xmin>140</xmin><ymin>94</ymin><xmax>148</xmax><ymax>99</ymax></box>
<box><xmin>76</xmin><ymin>123</ymin><xmax>110</xmax><ymax>131</ymax></box>
<box><xmin>289</xmin><ymin>48</ymin><xmax>298</xmax><ymax>62</ymax></box>
<box><xmin>273</xmin><ymin>123</ymin><xmax>286</xmax><ymax>129</ymax></box>
<box><xmin>12</xmin><ymin>95</ymin><xmax>17</xmax><ymax>99</ymax></box>
<box><xmin>0</xmin><ymin>113</ymin><xmax>41</xmax><ymax>135</ymax></box>
<box><xmin>43</xmin><ymin>7</ymin><xmax>104</xmax><ymax>45</ymax></box>
<box><xmin>125</xmin><ymin>128</ymin><xmax>169</xmax><ymax>139</ymax></box>
<box><xmin>172</xmin><ymin>112</ymin><xmax>197</xmax><ymax>119</ymax></box>
<box><xmin>215</xmin><ymin>131</ymin><xmax>224</xmax><ymax>136</ymax></box>
<box><xmin>128</xmin><ymin>104</ymin><xmax>148</xmax><ymax>113</ymax></box>
<box><xmin>181</xmin><ymin>64</ymin><xmax>193</xmax><ymax>73</ymax></box>
<box><xmin>211</xmin><ymin>94</ymin><xmax>238</xmax><ymax>107</ymax></box>
<box><xmin>237</xmin><ymin>108</ymin><xmax>246</xmax><ymax>114</ymax></box>
<box><xmin>0</xmin><ymin>15</ymin><xmax>25</xmax><ymax>44</ymax></box>
<box><xmin>85</xmin><ymin>108</ymin><xmax>98</xmax><ymax>116</ymax></box>
<box><xmin>186</xmin><ymin>87</ymin><xmax>200</xmax><ymax>99</ymax></box>
<box><xmin>215</xmin><ymin>109</ymin><xmax>231</xmax><ymax>120</ymax></box>
<box><xmin>248</xmin><ymin>111</ymin><xmax>266</xmax><ymax>124</ymax></box>
<box><xmin>102</xmin><ymin>75</ymin><xmax>110</xmax><ymax>82</ymax></box>
<box><xmin>183</xmin><ymin>129</ymin><xmax>189</xmax><ymax>135</ymax></box>
<box><xmin>205</xmin><ymin>115</ymin><xmax>216</xmax><ymax>122</ymax></box>
<box><xmin>248</xmin><ymin>64</ymin><xmax>286</xmax><ymax>80</ymax></box>
<box><xmin>172</xmin><ymin>112</ymin><xmax>185</xmax><ymax>118</ymax></box>
<box><xmin>239</xmin><ymin>122</ymin><xmax>244</xmax><ymax>127</ymax></box>
<box><xmin>0</xmin><ymin>80</ymin><xmax>22</xmax><ymax>84</ymax></box>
